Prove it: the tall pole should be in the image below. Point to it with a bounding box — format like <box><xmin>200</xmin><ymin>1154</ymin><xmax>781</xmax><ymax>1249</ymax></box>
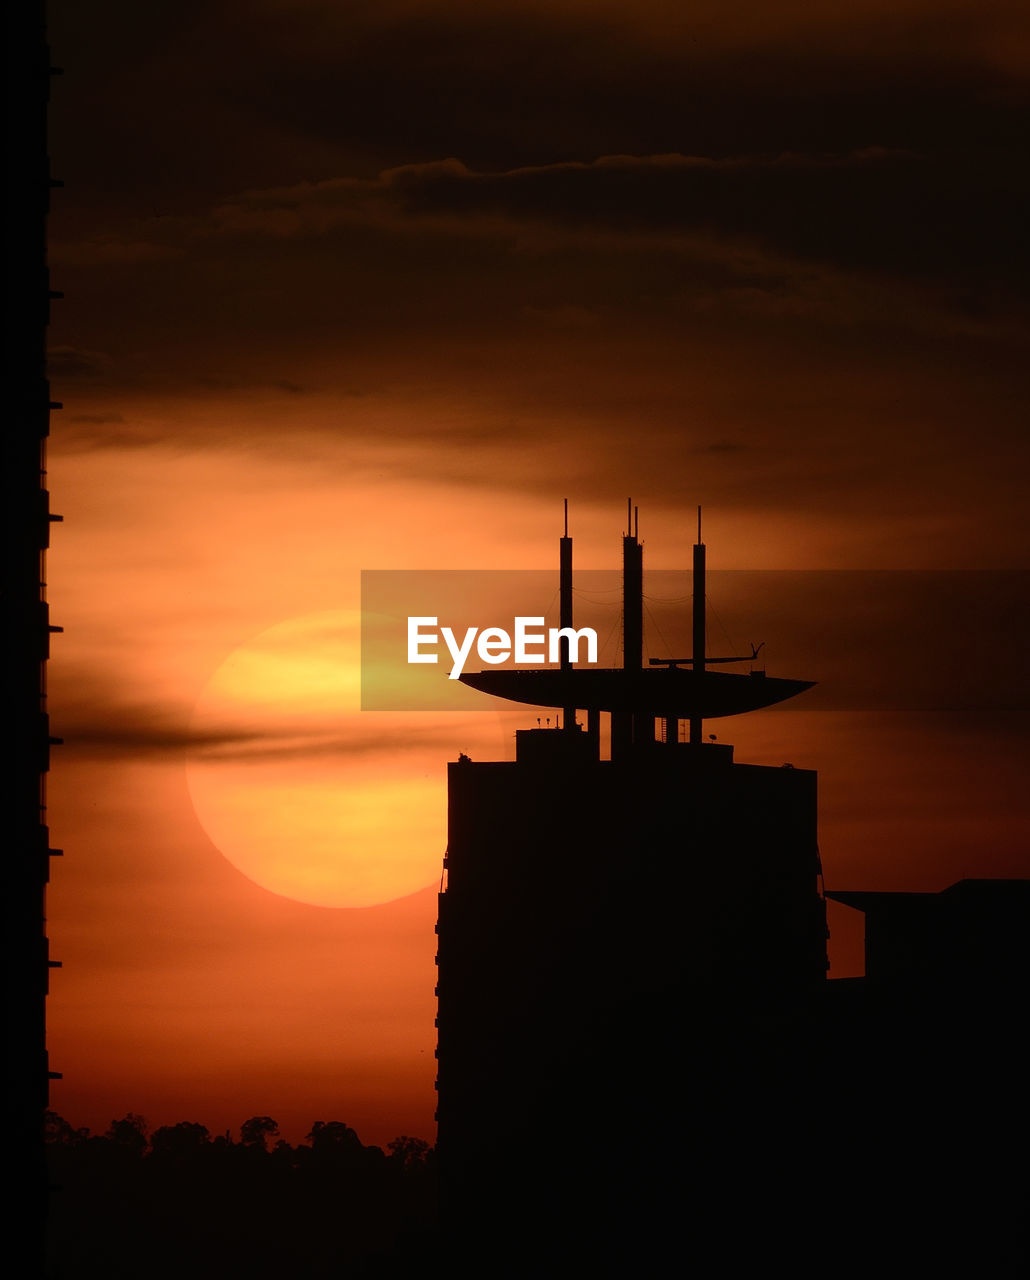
<box><xmin>614</xmin><ymin>501</ymin><xmax>648</xmax><ymax>755</ymax></box>
<box><xmin>559</xmin><ymin>499</ymin><xmax>575</xmax><ymax>731</ymax></box>
<box><xmin>691</xmin><ymin>506</ymin><xmax>705</xmax><ymax>744</ymax></box>
<box><xmin>623</xmin><ymin>506</ymin><xmax>642</xmax><ymax>673</ymax></box>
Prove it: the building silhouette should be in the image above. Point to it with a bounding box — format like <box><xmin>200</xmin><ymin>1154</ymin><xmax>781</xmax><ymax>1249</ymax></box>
<box><xmin>827</xmin><ymin>878</ymin><xmax>1030</xmax><ymax>990</ymax></box>
<box><xmin>435</xmin><ymin>508</ymin><xmax>828</xmax><ymax>1270</ymax></box>
<box><xmin>4</xmin><ymin>2</ymin><xmax>64</xmax><ymax>1272</ymax></box>
<box><xmin>816</xmin><ymin>878</ymin><xmax>1029</xmax><ymax>1268</ymax></box>
<box><xmin>433</xmin><ymin>508</ymin><xmax>1029</xmax><ymax>1270</ymax></box>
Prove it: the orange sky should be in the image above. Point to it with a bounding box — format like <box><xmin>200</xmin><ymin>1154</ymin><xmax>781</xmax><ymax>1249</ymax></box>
<box><xmin>43</xmin><ymin>0</ymin><xmax>1030</xmax><ymax>1146</ymax></box>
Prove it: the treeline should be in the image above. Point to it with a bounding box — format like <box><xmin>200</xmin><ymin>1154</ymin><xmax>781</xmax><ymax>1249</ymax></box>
<box><xmin>45</xmin><ymin>1112</ymin><xmax>437</xmax><ymax>1279</ymax></box>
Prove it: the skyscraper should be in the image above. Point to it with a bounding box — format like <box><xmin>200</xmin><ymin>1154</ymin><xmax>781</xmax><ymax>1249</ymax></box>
<box><xmin>435</xmin><ymin>508</ymin><xmax>826</xmax><ymax>1269</ymax></box>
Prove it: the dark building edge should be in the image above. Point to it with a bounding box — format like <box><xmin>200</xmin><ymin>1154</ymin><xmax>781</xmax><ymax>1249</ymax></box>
<box><xmin>3</xmin><ymin>1</ymin><xmax>63</xmax><ymax>1271</ymax></box>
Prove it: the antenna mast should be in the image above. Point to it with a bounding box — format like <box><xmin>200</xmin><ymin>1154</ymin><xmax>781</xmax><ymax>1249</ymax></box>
<box><xmin>559</xmin><ymin>500</ymin><xmax>574</xmax><ymax>731</ymax></box>
<box><xmin>691</xmin><ymin>505</ymin><xmax>706</xmax><ymax>744</ymax></box>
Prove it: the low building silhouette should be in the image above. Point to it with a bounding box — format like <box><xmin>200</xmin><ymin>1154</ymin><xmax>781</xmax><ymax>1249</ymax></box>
<box><xmin>814</xmin><ymin>878</ymin><xmax>1029</xmax><ymax>1267</ymax></box>
<box><xmin>828</xmin><ymin>878</ymin><xmax>1030</xmax><ymax>989</ymax></box>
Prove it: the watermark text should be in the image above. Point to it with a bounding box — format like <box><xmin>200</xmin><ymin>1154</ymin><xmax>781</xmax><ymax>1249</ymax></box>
<box><xmin>407</xmin><ymin>616</ymin><xmax>598</xmax><ymax>679</ymax></box>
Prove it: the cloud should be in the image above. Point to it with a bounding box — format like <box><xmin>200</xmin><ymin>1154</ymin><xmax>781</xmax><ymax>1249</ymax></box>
<box><xmin>53</xmin><ymin>149</ymin><xmax>1030</xmax><ymax>378</ymax></box>
<box><xmin>43</xmin><ymin>6</ymin><xmax>1029</xmax><ymax>570</ymax></box>
<box><xmin>48</xmin><ymin>346</ymin><xmax>115</xmax><ymax>379</ymax></box>
<box><xmin>203</xmin><ymin>147</ymin><xmax>1025</xmax><ymax>293</ymax></box>
<box><xmin>61</xmin><ymin>418</ymin><xmax>169</xmax><ymax>451</ymax></box>
<box><xmin>49</xmin><ymin>1</ymin><xmax>1030</xmax><ymax>242</ymax></box>
<box><xmin>53</xmin><ymin>685</ymin><xmax>494</xmax><ymax>764</ymax></box>
<box><xmin>49</xmin><ymin>239</ymin><xmax>180</xmax><ymax>268</ymax></box>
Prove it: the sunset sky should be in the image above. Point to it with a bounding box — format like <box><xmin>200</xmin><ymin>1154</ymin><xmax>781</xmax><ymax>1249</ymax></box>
<box><xmin>44</xmin><ymin>0</ymin><xmax>1029</xmax><ymax>1147</ymax></box>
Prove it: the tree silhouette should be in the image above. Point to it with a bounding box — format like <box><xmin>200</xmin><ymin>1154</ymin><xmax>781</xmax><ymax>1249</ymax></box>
<box><xmin>302</xmin><ymin>1119</ymin><xmax>372</xmax><ymax>1181</ymax></box>
<box><xmin>45</xmin><ymin>1110</ymin><xmax>88</xmax><ymax>1147</ymax></box>
<box><xmin>240</xmin><ymin>1116</ymin><xmax>279</xmax><ymax>1152</ymax></box>
<box><xmin>45</xmin><ymin>1110</ymin><xmax>438</xmax><ymax>1277</ymax></box>
<box><xmin>387</xmin><ymin>1136</ymin><xmax>432</xmax><ymax>1171</ymax></box>
<box><xmin>149</xmin><ymin>1121</ymin><xmax>210</xmax><ymax>1158</ymax></box>
<box><xmin>305</xmin><ymin>1119</ymin><xmax>362</xmax><ymax>1149</ymax></box>
<box><xmin>104</xmin><ymin>1113</ymin><xmax>148</xmax><ymax>1155</ymax></box>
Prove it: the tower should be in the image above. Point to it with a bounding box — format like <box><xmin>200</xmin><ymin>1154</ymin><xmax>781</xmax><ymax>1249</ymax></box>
<box><xmin>435</xmin><ymin>507</ymin><xmax>826</xmax><ymax>1269</ymax></box>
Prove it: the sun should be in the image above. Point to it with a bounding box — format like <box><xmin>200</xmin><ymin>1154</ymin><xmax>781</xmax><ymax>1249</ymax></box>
<box><xmin>185</xmin><ymin>610</ymin><xmax>452</xmax><ymax>908</ymax></box>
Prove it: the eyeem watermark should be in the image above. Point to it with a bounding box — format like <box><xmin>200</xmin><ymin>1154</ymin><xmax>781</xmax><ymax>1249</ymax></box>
<box><xmin>408</xmin><ymin>616</ymin><xmax>598</xmax><ymax>679</ymax></box>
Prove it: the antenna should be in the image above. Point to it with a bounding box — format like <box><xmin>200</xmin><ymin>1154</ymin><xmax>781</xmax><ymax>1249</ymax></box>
<box><xmin>560</xmin><ymin>501</ymin><xmax>574</xmax><ymax>731</ymax></box>
<box><xmin>615</xmin><ymin>501</ymin><xmax>647</xmax><ymax>756</ymax></box>
<box><xmin>691</xmin><ymin>509</ymin><xmax>706</xmax><ymax>744</ymax></box>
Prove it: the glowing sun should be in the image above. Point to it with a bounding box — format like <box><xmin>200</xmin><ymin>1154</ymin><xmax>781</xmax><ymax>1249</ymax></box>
<box><xmin>185</xmin><ymin>610</ymin><xmax>452</xmax><ymax>908</ymax></box>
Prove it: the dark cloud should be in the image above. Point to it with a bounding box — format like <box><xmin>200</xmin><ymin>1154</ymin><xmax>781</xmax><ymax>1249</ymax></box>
<box><xmin>61</xmin><ymin>418</ymin><xmax>168</xmax><ymax>451</ymax></box>
<box><xmin>52</xmin><ymin>685</ymin><xmax>486</xmax><ymax>763</ymax></box>
<box><xmin>367</xmin><ymin>150</ymin><xmax>1028</xmax><ymax>289</ymax></box>
<box><xmin>44</xmin><ymin>1</ymin><xmax>1030</xmax><ymax>566</ymax></box>
<box><xmin>52</xmin><ymin>150</ymin><xmax>1030</xmax><ymax>384</ymax></box>
<box><xmin>91</xmin><ymin>148</ymin><xmax>1024</xmax><ymax>298</ymax></box>
<box><xmin>48</xmin><ymin>346</ymin><xmax>114</xmax><ymax>379</ymax></box>
<box><xmin>49</xmin><ymin>0</ymin><xmax>1030</xmax><ymax>219</ymax></box>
